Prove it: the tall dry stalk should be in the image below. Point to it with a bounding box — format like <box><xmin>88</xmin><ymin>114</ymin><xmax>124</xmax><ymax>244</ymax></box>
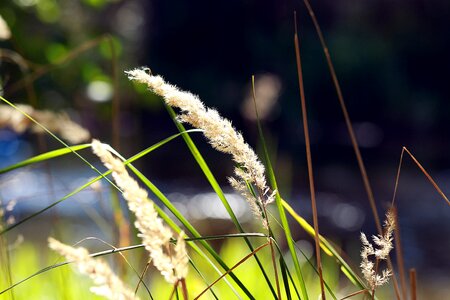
<box><xmin>293</xmin><ymin>11</ymin><xmax>326</xmax><ymax>299</ymax></box>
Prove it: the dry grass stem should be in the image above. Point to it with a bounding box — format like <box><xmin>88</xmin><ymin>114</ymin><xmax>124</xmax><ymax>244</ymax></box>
<box><xmin>48</xmin><ymin>238</ymin><xmax>139</xmax><ymax>300</ymax></box>
<box><xmin>0</xmin><ymin>104</ymin><xmax>90</xmax><ymax>144</ymax></box>
<box><xmin>126</xmin><ymin>68</ymin><xmax>275</xmax><ymax>229</ymax></box>
<box><xmin>91</xmin><ymin>139</ymin><xmax>189</xmax><ymax>284</ymax></box>
<box><xmin>409</xmin><ymin>268</ymin><xmax>417</xmax><ymax>300</ymax></box>
<box><xmin>360</xmin><ymin>209</ymin><xmax>395</xmax><ymax>291</ymax></box>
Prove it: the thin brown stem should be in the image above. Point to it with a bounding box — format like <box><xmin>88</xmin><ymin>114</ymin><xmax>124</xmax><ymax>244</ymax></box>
<box><xmin>300</xmin><ymin>2</ymin><xmax>404</xmax><ymax>298</ymax></box>
<box><xmin>372</xmin><ymin>258</ymin><xmax>379</xmax><ymax>299</ymax></box>
<box><xmin>134</xmin><ymin>261</ymin><xmax>151</xmax><ymax>295</ymax></box>
<box><xmin>105</xmin><ymin>36</ymin><xmax>130</xmax><ymax>258</ymax></box>
<box><xmin>168</xmin><ymin>283</ymin><xmax>177</xmax><ymax>300</ymax></box>
<box><xmin>409</xmin><ymin>268</ymin><xmax>417</xmax><ymax>300</ymax></box>
<box><xmin>294</xmin><ymin>11</ymin><xmax>326</xmax><ymax>300</ymax></box>
<box><xmin>391</xmin><ymin>148</ymin><xmax>405</xmax><ymax>207</ymax></box>
<box><xmin>402</xmin><ymin>147</ymin><xmax>450</xmax><ymax>206</ymax></box>
<box><xmin>339</xmin><ymin>289</ymin><xmax>369</xmax><ymax>300</ymax></box>
<box><xmin>392</xmin><ymin>207</ymin><xmax>408</xmax><ymax>300</ymax></box>
<box><xmin>194</xmin><ymin>242</ymin><xmax>270</xmax><ymax>299</ymax></box>
<box><xmin>180</xmin><ymin>278</ymin><xmax>189</xmax><ymax>300</ymax></box>
<box><xmin>107</xmin><ymin>35</ymin><xmax>121</xmax><ymax>151</ymax></box>
<box><xmin>269</xmin><ymin>239</ymin><xmax>282</xmax><ymax>300</ymax></box>
<box><xmin>5</xmin><ymin>36</ymin><xmax>108</xmax><ymax>97</ymax></box>
<box><xmin>301</xmin><ymin>0</ymin><xmax>382</xmax><ymax>234</ymax></box>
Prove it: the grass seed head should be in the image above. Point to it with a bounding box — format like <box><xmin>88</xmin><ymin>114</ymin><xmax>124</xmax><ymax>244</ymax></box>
<box><xmin>126</xmin><ymin>68</ymin><xmax>274</xmax><ymax>228</ymax></box>
<box><xmin>48</xmin><ymin>238</ymin><xmax>139</xmax><ymax>300</ymax></box>
<box><xmin>91</xmin><ymin>139</ymin><xmax>189</xmax><ymax>284</ymax></box>
<box><xmin>360</xmin><ymin>209</ymin><xmax>395</xmax><ymax>290</ymax></box>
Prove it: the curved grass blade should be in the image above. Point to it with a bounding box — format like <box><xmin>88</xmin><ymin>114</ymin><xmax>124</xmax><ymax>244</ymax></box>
<box><xmin>0</xmin><ymin>175</ymin><xmax>105</xmax><ymax>235</ymax></box>
<box><xmin>165</xmin><ymin>104</ymin><xmax>278</xmax><ymax>298</ymax></box>
<box><xmin>281</xmin><ymin>199</ymin><xmax>366</xmax><ymax>290</ymax></box>
<box><xmin>0</xmin><ymin>144</ymin><xmax>91</xmax><ymax>174</ymax></box>
<box><xmin>0</xmin><ymin>96</ymin><xmax>109</xmax><ymax>182</ymax></box>
<box><xmin>0</xmin><ymin>233</ymin><xmax>265</xmax><ymax>296</ymax></box>
<box><xmin>189</xmin><ymin>262</ymin><xmax>219</xmax><ymax>300</ymax></box>
<box><xmin>271</xmin><ymin>234</ymin><xmax>338</xmax><ymax>300</ymax></box>
<box><xmin>102</xmin><ymin>145</ymin><xmax>248</xmax><ymax>298</ymax></box>
<box><xmin>0</xmin><ymin>130</ymin><xmax>201</xmax><ymax>235</ymax></box>
<box><xmin>1</xmin><ymin>96</ymin><xmax>249</xmax><ymax>297</ymax></box>
<box><xmin>125</xmin><ymin>161</ymin><xmax>254</xmax><ymax>299</ymax></box>
<box><xmin>279</xmin><ymin>257</ymin><xmax>293</xmax><ymax>300</ymax></box>
<box><xmin>0</xmin><ymin>243</ymin><xmax>145</xmax><ymax>295</ymax></box>
<box><xmin>194</xmin><ymin>242</ymin><xmax>270</xmax><ymax>300</ymax></box>
<box><xmin>250</xmin><ymin>81</ymin><xmax>308</xmax><ymax>299</ymax></box>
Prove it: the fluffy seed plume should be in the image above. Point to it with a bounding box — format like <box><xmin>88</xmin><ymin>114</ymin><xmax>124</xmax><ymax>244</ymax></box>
<box><xmin>0</xmin><ymin>14</ymin><xmax>11</xmax><ymax>40</ymax></box>
<box><xmin>48</xmin><ymin>238</ymin><xmax>138</xmax><ymax>300</ymax></box>
<box><xmin>0</xmin><ymin>104</ymin><xmax>90</xmax><ymax>144</ymax></box>
<box><xmin>125</xmin><ymin>68</ymin><xmax>274</xmax><ymax>228</ymax></box>
<box><xmin>360</xmin><ymin>209</ymin><xmax>395</xmax><ymax>291</ymax></box>
<box><xmin>91</xmin><ymin>139</ymin><xmax>189</xmax><ymax>284</ymax></box>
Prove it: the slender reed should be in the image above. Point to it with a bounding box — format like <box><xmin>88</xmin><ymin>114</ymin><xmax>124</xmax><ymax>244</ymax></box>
<box><xmin>251</xmin><ymin>75</ymin><xmax>281</xmax><ymax>300</ymax></box>
<box><xmin>300</xmin><ymin>0</ymin><xmax>382</xmax><ymax>232</ymax></box>
<box><xmin>392</xmin><ymin>207</ymin><xmax>408</xmax><ymax>299</ymax></box>
<box><xmin>300</xmin><ymin>2</ymin><xmax>405</xmax><ymax>297</ymax></box>
<box><xmin>409</xmin><ymin>268</ymin><xmax>417</xmax><ymax>300</ymax></box>
<box><xmin>293</xmin><ymin>12</ymin><xmax>326</xmax><ymax>299</ymax></box>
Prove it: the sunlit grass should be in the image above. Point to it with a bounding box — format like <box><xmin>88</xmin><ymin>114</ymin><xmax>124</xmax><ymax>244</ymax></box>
<box><xmin>1</xmin><ymin>4</ymin><xmax>449</xmax><ymax>299</ymax></box>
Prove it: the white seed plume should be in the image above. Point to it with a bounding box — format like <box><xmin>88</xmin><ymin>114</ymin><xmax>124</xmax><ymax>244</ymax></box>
<box><xmin>360</xmin><ymin>209</ymin><xmax>395</xmax><ymax>291</ymax></box>
<box><xmin>0</xmin><ymin>14</ymin><xmax>11</xmax><ymax>40</ymax></box>
<box><xmin>91</xmin><ymin>139</ymin><xmax>189</xmax><ymax>284</ymax></box>
<box><xmin>0</xmin><ymin>104</ymin><xmax>33</xmax><ymax>133</ymax></box>
<box><xmin>126</xmin><ymin>68</ymin><xmax>274</xmax><ymax>228</ymax></box>
<box><xmin>48</xmin><ymin>238</ymin><xmax>138</xmax><ymax>300</ymax></box>
<box><xmin>0</xmin><ymin>104</ymin><xmax>90</xmax><ymax>144</ymax></box>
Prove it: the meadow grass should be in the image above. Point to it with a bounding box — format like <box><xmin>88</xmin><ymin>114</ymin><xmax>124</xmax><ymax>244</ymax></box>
<box><xmin>0</xmin><ymin>72</ymin><xmax>407</xmax><ymax>299</ymax></box>
<box><xmin>0</xmin><ymin>4</ymin><xmax>449</xmax><ymax>300</ymax></box>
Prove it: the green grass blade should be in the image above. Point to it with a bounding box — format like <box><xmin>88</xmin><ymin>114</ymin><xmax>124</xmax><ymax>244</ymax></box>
<box><xmin>165</xmin><ymin>105</ymin><xmax>240</xmax><ymax>227</ymax></box>
<box><xmin>0</xmin><ymin>131</ymin><xmax>200</xmax><ymax>235</ymax></box>
<box><xmin>0</xmin><ymin>96</ymin><xmax>105</xmax><ymax>180</ymax></box>
<box><xmin>1</xmin><ymin>228</ymin><xmax>264</xmax><ymax>296</ymax></box>
<box><xmin>279</xmin><ymin>257</ymin><xmax>292</xmax><ymax>300</ymax></box>
<box><xmin>273</xmin><ymin>235</ymin><xmax>338</xmax><ymax>300</ymax></box>
<box><xmin>251</xmin><ymin>92</ymin><xmax>308</xmax><ymax>300</ymax></box>
<box><xmin>125</xmin><ymin>162</ymin><xmax>255</xmax><ymax>299</ymax></box>
<box><xmin>281</xmin><ymin>200</ymin><xmax>367</xmax><ymax>290</ymax></box>
<box><xmin>165</xmin><ymin>104</ymin><xmax>278</xmax><ymax>298</ymax></box>
<box><xmin>185</xmin><ymin>233</ymin><xmax>267</xmax><ymax>241</ymax></box>
<box><xmin>0</xmin><ymin>243</ymin><xmax>148</xmax><ymax>295</ymax></box>
<box><xmin>0</xmin><ymin>175</ymin><xmax>105</xmax><ymax>235</ymax></box>
<box><xmin>0</xmin><ymin>144</ymin><xmax>91</xmax><ymax>174</ymax></box>
<box><xmin>189</xmin><ymin>262</ymin><xmax>220</xmax><ymax>300</ymax></box>
<box><xmin>150</xmin><ymin>205</ymin><xmax>228</xmax><ymax>299</ymax></box>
